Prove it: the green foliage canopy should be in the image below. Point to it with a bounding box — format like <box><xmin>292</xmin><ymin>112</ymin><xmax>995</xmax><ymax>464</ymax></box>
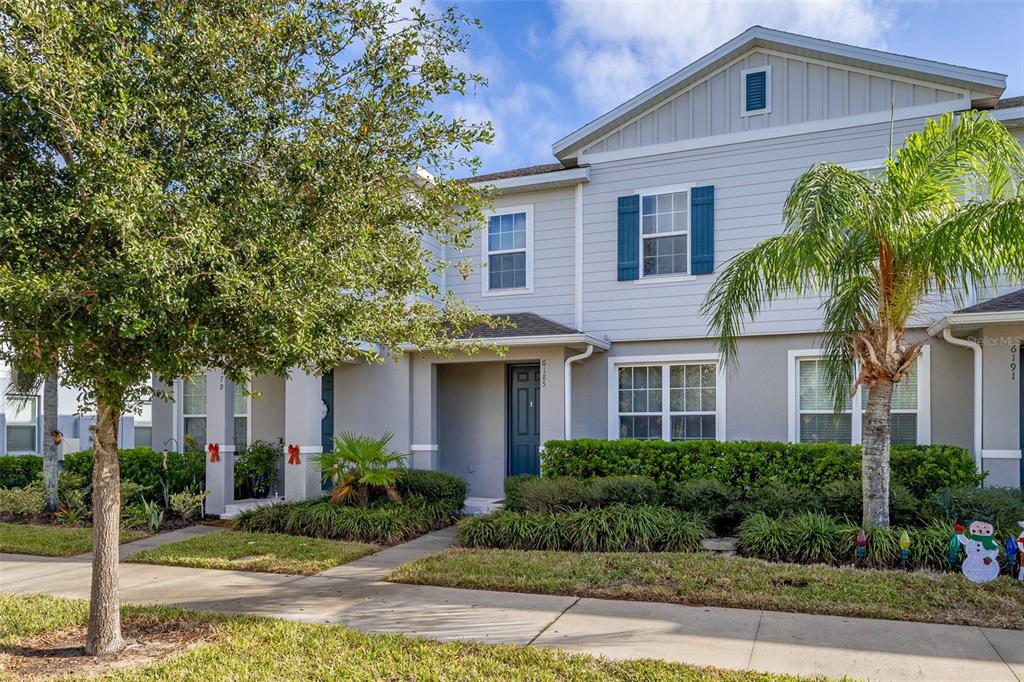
<box><xmin>0</xmin><ymin>0</ymin><xmax>493</xmax><ymax>410</ymax></box>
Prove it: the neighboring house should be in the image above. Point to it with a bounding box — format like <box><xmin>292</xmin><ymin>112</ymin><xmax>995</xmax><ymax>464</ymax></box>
<box><xmin>0</xmin><ymin>367</ymin><xmax>152</xmax><ymax>456</ymax></box>
<box><xmin>6</xmin><ymin>27</ymin><xmax>1024</xmax><ymax>511</ymax></box>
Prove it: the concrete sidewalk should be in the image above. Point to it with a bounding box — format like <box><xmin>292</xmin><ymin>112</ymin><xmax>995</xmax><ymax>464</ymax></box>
<box><xmin>2</xmin><ymin>535</ymin><xmax>1023</xmax><ymax>681</ymax></box>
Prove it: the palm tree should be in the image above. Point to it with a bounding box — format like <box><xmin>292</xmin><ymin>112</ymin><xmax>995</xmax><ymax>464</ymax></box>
<box><xmin>314</xmin><ymin>432</ymin><xmax>406</xmax><ymax>506</ymax></box>
<box><xmin>702</xmin><ymin>111</ymin><xmax>1024</xmax><ymax>528</ymax></box>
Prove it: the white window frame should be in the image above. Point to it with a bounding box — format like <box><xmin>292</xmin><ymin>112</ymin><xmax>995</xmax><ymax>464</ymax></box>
<box><xmin>5</xmin><ymin>394</ymin><xmax>38</xmax><ymax>454</ymax></box>
<box><xmin>233</xmin><ymin>379</ymin><xmax>251</xmax><ymax>449</ymax></box>
<box><xmin>740</xmin><ymin>65</ymin><xmax>772</xmax><ymax>117</ymax></box>
<box><xmin>787</xmin><ymin>346</ymin><xmax>930</xmax><ymax>445</ymax></box>
<box><xmin>634</xmin><ymin>183</ymin><xmax>696</xmax><ymax>284</ymax></box>
<box><xmin>607</xmin><ymin>353</ymin><xmax>727</xmax><ymax>441</ymax></box>
<box><xmin>181</xmin><ymin>374</ymin><xmax>207</xmax><ymax>450</ymax></box>
<box><xmin>481</xmin><ymin>204</ymin><xmax>534</xmax><ymax>297</ymax></box>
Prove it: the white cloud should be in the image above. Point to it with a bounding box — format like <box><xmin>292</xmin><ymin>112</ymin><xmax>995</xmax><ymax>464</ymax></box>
<box><xmin>553</xmin><ymin>0</ymin><xmax>896</xmax><ymax>113</ymax></box>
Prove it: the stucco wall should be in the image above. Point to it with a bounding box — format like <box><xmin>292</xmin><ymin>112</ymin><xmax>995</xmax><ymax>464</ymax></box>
<box><xmin>437</xmin><ymin>362</ymin><xmax>506</xmax><ymax>497</ymax></box>
<box><xmin>250</xmin><ymin>373</ymin><xmax>285</xmax><ymax>445</ymax></box>
<box><xmin>980</xmin><ymin>324</ymin><xmax>1023</xmax><ymax>488</ymax></box>
<box><xmin>570</xmin><ymin>331</ymin><xmax>974</xmax><ymax>449</ymax></box>
<box><xmin>334</xmin><ymin>357</ymin><xmax>411</xmax><ymax>452</ymax></box>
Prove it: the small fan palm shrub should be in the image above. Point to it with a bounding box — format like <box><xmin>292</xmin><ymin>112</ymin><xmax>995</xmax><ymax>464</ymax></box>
<box><xmin>315</xmin><ymin>432</ymin><xmax>407</xmax><ymax>506</ymax></box>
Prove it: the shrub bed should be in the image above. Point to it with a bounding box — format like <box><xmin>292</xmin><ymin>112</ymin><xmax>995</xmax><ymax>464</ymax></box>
<box><xmin>0</xmin><ymin>455</ymin><xmax>42</xmax><ymax>488</ymax></box>
<box><xmin>397</xmin><ymin>469</ymin><xmax>467</xmax><ymax>507</ymax></box>
<box><xmin>63</xmin><ymin>448</ymin><xmax>205</xmax><ymax>498</ymax></box>
<box><xmin>542</xmin><ymin>440</ymin><xmax>983</xmax><ymax>495</ymax></box>
<box><xmin>737</xmin><ymin>512</ymin><xmax>962</xmax><ymax>571</ymax></box>
<box><xmin>457</xmin><ymin>506</ymin><xmax>707</xmax><ymax>552</ymax></box>
<box><xmin>235</xmin><ymin>498</ymin><xmax>458</xmax><ymax>545</ymax></box>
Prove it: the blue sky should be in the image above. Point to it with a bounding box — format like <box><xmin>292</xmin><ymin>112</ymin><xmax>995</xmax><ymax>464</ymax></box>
<box><xmin>444</xmin><ymin>0</ymin><xmax>1024</xmax><ymax>175</ymax></box>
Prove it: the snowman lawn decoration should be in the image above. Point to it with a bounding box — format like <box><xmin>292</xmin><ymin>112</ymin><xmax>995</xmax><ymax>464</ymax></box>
<box><xmin>956</xmin><ymin>520</ymin><xmax>1000</xmax><ymax>583</ymax></box>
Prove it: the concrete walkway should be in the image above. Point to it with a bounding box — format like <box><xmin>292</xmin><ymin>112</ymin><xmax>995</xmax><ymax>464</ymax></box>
<box><xmin>2</xmin><ymin>529</ymin><xmax>1023</xmax><ymax>681</ymax></box>
<box><xmin>81</xmin><ymin>523</ymin><xmax>223</xmax><ymax>560</ymax></box>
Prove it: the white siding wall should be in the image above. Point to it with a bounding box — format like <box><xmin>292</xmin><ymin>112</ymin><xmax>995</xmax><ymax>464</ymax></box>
<box><xmin>580</xmin><ymin>116</ymin><xmax>946</xmax><ymax>341</ymax></box>
<box><xmin>584</xmin><ymin>50</ymin><xmax>965</xmax><ymax>156</ymax></box>
<box><xmin>447</xmin><ymin>187</ymin><xmax>576</xmax><ymax>327</ymax></box>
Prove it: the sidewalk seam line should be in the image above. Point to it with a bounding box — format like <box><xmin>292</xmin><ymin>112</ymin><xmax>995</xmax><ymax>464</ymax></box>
<box><xmin>978</xmin><ymin>626</ymin><xmax>1021</xmax><ymax>682</ymax></box>
<box><xmin>745</xmin><ymin>611</ymin><xmax>764</xmax><ymax>670</ymax></box>
<box><xmin>528</xmin><ymin>597</ymin><xmax>581</xmax><ymax>647</ymax></box>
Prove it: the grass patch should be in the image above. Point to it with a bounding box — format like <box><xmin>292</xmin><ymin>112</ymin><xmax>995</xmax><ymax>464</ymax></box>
<box><xmin>389</xmin><ymin>548</ymin><xmax>1024</xmax><ymax>630</ymax></box>
<box><xmin>0</xmin><ymin>593</ymin><xmax>807</xmax><ymax>681</ymax></box>
<box><xmin>126</xmin><ymin>530</ymin><xmax>377</xmax><ymax>575</ymax></box>
<box><xmin>0</xmin><ymin>522</ymin><xmax>147</xmax><ymax>557</ymax></box>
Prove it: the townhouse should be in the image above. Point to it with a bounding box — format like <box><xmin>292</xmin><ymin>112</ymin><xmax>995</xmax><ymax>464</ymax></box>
<box><xmin>6</xmin><ymin>27</ymin><xmax>1023</xmax><ymax>511</ymax></box>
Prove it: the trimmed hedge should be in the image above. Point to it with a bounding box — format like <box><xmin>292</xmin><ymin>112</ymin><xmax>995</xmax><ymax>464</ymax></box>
<box><xmin>0</xmin><ymin>455</ymin><xmax>42</xmax><ymax>488</ymax></box>
<box><xmin>542</xmin><ymin>440</ymin><xmax>983</xmax><ymax>496</ymax></box>
<box><xmin>457</xmin><ymin>506</ymin><xmax>708</xmax><ymax>553</ymax></box>
<box><xmin>235</xmin><ymin>498</ymin><xmax>459</xmax><ymax>545</ymax></box>
<box><xmin>737</xmin><ymin>512</ymin><xmax>962</xmax><ymax>571</ymax></box>
<box><xmin>397</xmin><ymin>469</ymin><xmax>467</xmax><ymax>507</ymax></box>
<box><xmin>62</xmin><ymin>448</ymin><xmax>205</xmax><ymax>497</ymax></box>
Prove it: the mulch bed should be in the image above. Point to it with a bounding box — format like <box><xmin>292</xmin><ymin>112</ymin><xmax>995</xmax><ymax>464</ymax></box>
<box><xmin>0</xmin><ymin>616</ymin><xmax>219</xmax><ymax>679</ymax></box>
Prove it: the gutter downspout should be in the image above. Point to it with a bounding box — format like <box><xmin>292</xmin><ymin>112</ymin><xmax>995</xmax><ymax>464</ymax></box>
<box><xmin>942</xmin><ymin>328</ymin><xmax>983</xmax><ymax>472</ymax></box>
<box><xmin>564</xmin><ymin>344</ymin><xmax>595</xmax><ymax>439</ymax></box>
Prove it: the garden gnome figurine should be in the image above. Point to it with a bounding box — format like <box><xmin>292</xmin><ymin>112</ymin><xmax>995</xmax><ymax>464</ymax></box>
<box><xmin>957</xmin><ymin>520</ymin><xmax>1000</xmax><ymax>583</ymax></box>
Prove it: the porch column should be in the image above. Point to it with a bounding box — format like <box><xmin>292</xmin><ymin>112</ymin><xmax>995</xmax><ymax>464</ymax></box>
<box><xmin>204</xmin><ymin>369</ymin><xmax>235</xmax><ymax>515</ymax></box>
<box><xmin>284</xmin><ymin>368</ymin><xmax>322</xmax><ymax>500</ymax></box>
<box><xmin>410</xmin><ymin>356</ymin><xmax>438</xmax><ymax>470</ymax></box>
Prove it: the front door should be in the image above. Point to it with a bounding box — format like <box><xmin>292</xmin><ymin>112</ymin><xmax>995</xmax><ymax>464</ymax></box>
<box><xmin>321</xmin><ymin>369</ymin><xmax>334</xmax><ymax>491</ymax></box>
<box><xmin>508</xmin><ymin>364</ymin><xmax>541</xmax><ymax>476</ymax></box>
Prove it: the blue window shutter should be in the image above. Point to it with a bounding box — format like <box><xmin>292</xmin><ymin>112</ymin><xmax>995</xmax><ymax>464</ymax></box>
<box><xmin>745</xmin><ymin>71</ymin><xmax>767</xmax><ymax>111</ymax></box>
<box><xmin>617</xmin><ymin>195</ymin><xmax>640</xmax><ymax>281</ymax></box>
<box><xmin>691</xmin><ymin>186</ymin><xmax>714</xmax><ymax>275</ymax></box>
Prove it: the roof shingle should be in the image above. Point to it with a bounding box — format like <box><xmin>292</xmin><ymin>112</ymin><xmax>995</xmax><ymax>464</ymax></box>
<box><xmin>956</xmin><ymin>288</ymin><xmax>1024</xmax><ymax>313</ymax></box>
<box><xmin>457</xmin><ymin>312</ymin><xmax>578</xmax><ymax>339</ymax></box>
<box><xmin>463</xmin><ymin>163</ymin><xmax>567</xmax><ymax>184</ymax></box>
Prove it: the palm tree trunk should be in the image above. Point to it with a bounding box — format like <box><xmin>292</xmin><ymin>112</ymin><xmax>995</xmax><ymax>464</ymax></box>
<box><xmin>42</xmin><ymin>374</ymin><xmax>59</xmax><ymax>513</ymax></box>
<box><xmin>85</xmin><ymin>399</ymin><xmax>125</xmax><ymax>655</ymax></box>
<box><xmin>861</xmin><ymin>378</ymin><xmax>893</xmax><ymax>528</ymax></box>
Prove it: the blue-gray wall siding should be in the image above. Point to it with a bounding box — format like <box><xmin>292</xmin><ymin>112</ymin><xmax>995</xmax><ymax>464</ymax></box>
<box><xmin>578</xmin><ymin>115</ymin><xmax>944</xmax><ymax>341</ymax></box>
<box><xmin>584</xmin><ymin>49</ymin><xmax>965</xmax><ymax>156</ymax></box>
<box><xmin>447</xmin><ymin>186</ymin><xmax>577</xmax><ymax>328</ymax></box>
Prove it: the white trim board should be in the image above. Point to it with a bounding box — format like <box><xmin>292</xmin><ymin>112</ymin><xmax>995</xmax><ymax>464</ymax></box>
<box><xmin>981</xmin><ymin>449</ymin><xmax>1022</xmax><ymax>460</ymax></box>
<box><xmin>606</xmin><ymin>353</ymin><xmax>727</xmax><ymax>442</ymax></box>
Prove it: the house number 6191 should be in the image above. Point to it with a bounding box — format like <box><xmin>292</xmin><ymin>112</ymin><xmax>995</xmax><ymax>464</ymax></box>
<box><xmin>1011</xmin><ymin>340</ymin><xmax>1019</xmax><ymax>381</ymax></box>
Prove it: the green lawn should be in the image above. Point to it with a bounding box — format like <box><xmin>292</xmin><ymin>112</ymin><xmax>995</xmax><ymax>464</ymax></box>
<box><xmin>0</xmin><ymin>593</ymin><xmax>809</xmax><ymax>681</ymax></box>
<box><xmin>126</xmin><ymin>530</ymin><xmax>378</xmax><ymax>575</ymax></box>
<box><xmin>389</xmin><ymin>548</ymin><xmax>1024</xmax><ymax>630</ymax></box>
<box><xmin>0</xmin><ymin>522</ymin><xmax>147</xmax><ymax>557</ymax></box>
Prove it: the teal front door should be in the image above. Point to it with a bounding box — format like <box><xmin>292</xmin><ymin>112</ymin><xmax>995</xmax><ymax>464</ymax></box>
<box><xmin>321</xmin><ymin>369</ymin><xmax>334</xmax><ymax>491</ymax></box>
<box><xmin>508</xmin><ymin>364</ymin><xmax>541</xmax><ymax>476</ymax></box>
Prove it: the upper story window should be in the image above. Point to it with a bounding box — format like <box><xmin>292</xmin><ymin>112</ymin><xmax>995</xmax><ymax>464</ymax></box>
<box><xmin>741</xmin><ymin>66</ymin><xmax>771</xmax><ymax>116</ymax></box>
<box><xmin>641</xmin><ymin>189</ymin><xmax>688</xmax><ymax>277</ymax></box>
<box><xmin>482</xmin><ymin>205</ymin><xmax>533</xmax><ymax>296</ymax></box>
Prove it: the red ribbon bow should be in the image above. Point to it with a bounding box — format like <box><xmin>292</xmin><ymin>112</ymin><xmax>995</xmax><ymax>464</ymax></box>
<box><xmin>207</xmin><ymin>443</ymin><xmax>220</xmax><ymax>463</ymax></box>
<box><xmin>287</xmin><ymin>444</ymin><xmax>301</xmax><ymax>465</ymax></box>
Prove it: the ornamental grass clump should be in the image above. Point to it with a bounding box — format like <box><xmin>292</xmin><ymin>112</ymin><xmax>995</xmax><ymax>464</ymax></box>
<box><xmin>456</xmin><ymin>506</ymin><xmax>707</xmax><ymax>553</ymax></box>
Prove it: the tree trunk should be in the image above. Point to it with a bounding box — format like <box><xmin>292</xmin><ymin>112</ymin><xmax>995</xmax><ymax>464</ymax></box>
<box><xmin>861</xmin><ymin>378</ymin><xmax>893</xmax><ymax>528</ymax></box>
<box><xmin>42</xmin><ymin>374</ymin><xmax>59</xmax><ymax>513</ymax></box>
<box><xmin>85</xmin><ymin>399</ymin><xmax>125</xmax><ymax>656</ymax></box>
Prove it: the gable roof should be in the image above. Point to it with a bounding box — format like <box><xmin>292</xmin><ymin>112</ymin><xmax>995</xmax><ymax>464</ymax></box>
<box><xmin>553</xmin><ymin>26</ymin><xmax>1007</xmax><ymax>162</ymax></box>
<box><xmin>956</xmin><ymin>288</ymin><xmax>1024</xmax><ymax>314</ymax></box>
